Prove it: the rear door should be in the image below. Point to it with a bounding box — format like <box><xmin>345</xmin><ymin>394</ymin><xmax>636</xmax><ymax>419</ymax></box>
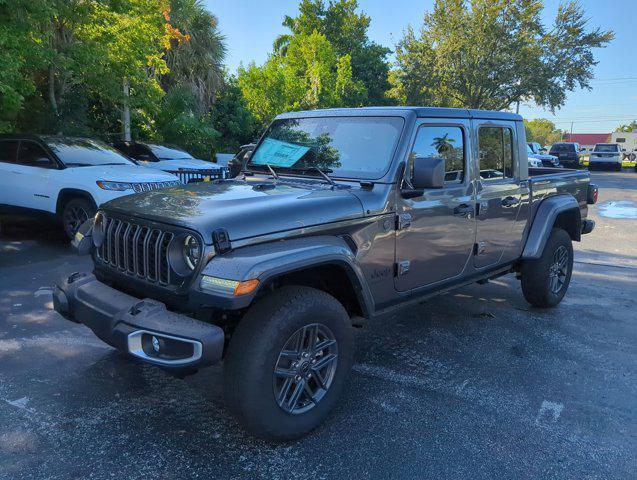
<box><xmin>11</xmin><ymin>140</ymin><xmax>59</xmax><ymax>212</ymax></box>
<box><xmin>473</xmin><ymin>121</ymin><xmax>526</xmax><ymax>268</ymax></box>
<box><xmin>395</xmin><ymin>119</ymin><xmax>476</xmax><ymax>292</ymax></box>
<box><xmin>0</xmin><ymin>139</ymin><xmax>21</xmax><ymax>207</ymax></box>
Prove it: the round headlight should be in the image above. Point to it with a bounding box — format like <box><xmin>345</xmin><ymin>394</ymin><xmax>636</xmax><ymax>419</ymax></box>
<box><xmin>93</xmin><ymin>212</ymin><xmax>106</xmax><ymax>247</ymax></box>
<box><xmin>183</xmin><ymin>235</ymin><xmax>201</xmax><ymax>270</ymax></box>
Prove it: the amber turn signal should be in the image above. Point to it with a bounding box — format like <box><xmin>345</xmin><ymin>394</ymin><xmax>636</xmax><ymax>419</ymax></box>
<box><xmin>234</xmin><ymin>279</ymin><xmax>260</xmax><ymax>296</ymax></box>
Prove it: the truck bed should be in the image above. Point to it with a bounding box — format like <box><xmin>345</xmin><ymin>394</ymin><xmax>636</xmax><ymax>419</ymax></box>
<box><xmin>528</xmin><ymin>167</ymin><xmax>591</xmax><ymax>217</ymax></box>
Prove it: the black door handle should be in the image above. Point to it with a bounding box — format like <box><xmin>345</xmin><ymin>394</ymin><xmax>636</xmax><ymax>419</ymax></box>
<box><xmin>453</xmin><ymin>204</ymin><xmax>474</xmax><ymax>217</ymax></box>
<box><xmin>501</xmin><ymin>196</ymin><xmax>520</xmax><ymax>207</ymax></box>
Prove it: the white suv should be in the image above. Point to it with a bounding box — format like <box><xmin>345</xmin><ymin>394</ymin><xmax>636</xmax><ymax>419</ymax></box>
<box><xmin>589</xmin><ymin>143</ymin><xmax>623</xmax><ymax>171</ymax></box>
<box><xmin>0</xmin><ymin>135</ymin><xmax>180</xmax><ymax>239</ymax></box>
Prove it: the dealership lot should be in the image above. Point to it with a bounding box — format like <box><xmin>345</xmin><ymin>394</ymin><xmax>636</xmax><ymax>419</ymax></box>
<box><xmin>0</xmin><ymin>171</ymin><xmax>635</xmax><ymax>479</ymax></box>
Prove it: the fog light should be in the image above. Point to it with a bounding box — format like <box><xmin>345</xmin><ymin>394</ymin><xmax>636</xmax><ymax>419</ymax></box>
<box><xmin>152</xmin><ymin>336</ymin><xmax>161</xmax><ymax>353</ymax></box>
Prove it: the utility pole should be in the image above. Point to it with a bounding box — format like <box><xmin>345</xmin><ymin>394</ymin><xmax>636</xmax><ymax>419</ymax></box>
<box><xmin>570</xmin><ymin>121</ymin><xmax>574</xmax><ymax>141</ymax></box>
<box><xmin>122</xmin><ymin>78</ymin><xmax>131</xmax><ymax>142</ymax></box>
<box><xmin>516</xmin><ymin>100</ymin><xmax>520</xmax><ymax>115</ymax></box>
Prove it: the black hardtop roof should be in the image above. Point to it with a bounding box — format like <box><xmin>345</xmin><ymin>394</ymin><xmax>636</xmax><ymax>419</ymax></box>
<box><xmin>275</xmin><ymin>106</ymin><xmax>522</xmax><ymax>122</ymax></box>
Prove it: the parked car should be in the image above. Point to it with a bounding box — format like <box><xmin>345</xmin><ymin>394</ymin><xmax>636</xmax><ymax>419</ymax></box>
<box><xmin>227</xmin><ymin>143</ymin><xmax>256</xmax><ymax>178</ymax></box>
<box><xmin>588</xmin><ymin>143</ymin><xmax>623</xmax><ymax>171</ymax></box>
<box><xmin>548</xmin><ymin>142</ymin><xmax>581</xmax><ymax>168</ymax></box>
<box><xmin>53</xmin><ymin>107</ymin><xmax>597</xmax><ymax>441</ymax></box>
<box><xmin>112</xmin><ymin>141</ymin><xmax>225</xmax><ymax>184</ymax></box>
<box><xmin>526</xmin><ymin>144</ymin><xmax>543</xmax><ymax>168</ymax></box>
<box><xmin>527</xmin><ymin>142</ymin><xmax>561</xmax><ymax>167</ymax></box>
<box><xmin>0</xmin><ymin>135</ymin><xmax>180</xmax><ymax>239</ymax></box>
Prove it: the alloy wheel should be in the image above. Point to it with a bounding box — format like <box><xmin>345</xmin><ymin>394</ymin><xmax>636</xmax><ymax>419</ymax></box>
<box><xmin>273</xmin><ymin>323</ymin><xmax>338</xmax><ymax>415</ymax></box>
<box><xmin>548</xmin><ymin>245</ymin><xmax>569</xmax><ymax>294</ymax></box>
<box><xmin>64</xmin><ymin>205</ymin><xmax>89</xmax><ymax>236</ymax></box>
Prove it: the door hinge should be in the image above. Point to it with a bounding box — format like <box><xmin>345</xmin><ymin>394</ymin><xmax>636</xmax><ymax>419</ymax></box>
<box><xmin>474</xmin><ymin>241</ymin><xmax>486</xmax><ymax>256</ymax></box>
<box><xmin>396</xmin><ymin>213</ymin><xmax>412</xmax><ymax>230</ymax></box>
<box><xmin>396</xmin><ymin>260</ymin><xmax>410</xmax><ymax>276</ymax></box>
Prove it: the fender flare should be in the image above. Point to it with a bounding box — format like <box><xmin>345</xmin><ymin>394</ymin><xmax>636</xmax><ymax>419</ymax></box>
<box><xmin>56</xmin><ymin>188</ymin><xmax>98</xmax><ymax>217</ymax></box>
<box><xmin>522</xmin><ymin>195</ymin><xmax>581</xmax><ymax>260</ymax></box>
<box><xmin>199</xmin><ymin>235</ymin><xmax>374</xmax><ymax>317</ymax></box>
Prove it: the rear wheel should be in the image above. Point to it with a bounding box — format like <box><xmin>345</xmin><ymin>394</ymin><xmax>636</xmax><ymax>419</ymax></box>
<box><xmin>520</xmin><ymin>228</ymin><xmax>573</xmax><ymax>308</ymax></box>
<box><xmin>62</xmin><ymin>198</ymin><xmax>95</xmax><ymax>240</ymax></box>
<box><xmin>223</xmin><ymin>286</ymin><xmax>353</xmax><ymax>441</ymax></box>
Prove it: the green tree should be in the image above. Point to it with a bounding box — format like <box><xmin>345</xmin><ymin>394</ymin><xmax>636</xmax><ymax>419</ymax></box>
<box><xmin>0</xmin><ymin>0</ymin><xmax>52</xmax><ymax>132</ymax></box>
<box><xmin>211</xmin><ymin>77</ymin><xmax>260</xmax><ymax>152</ymax></box>
<box><xmin>525</xmin><ymin>118</ymin><xmax>563</xmax><ymax>146</ymax></box>
<box><xmin>390</xmin><ymin>0</ymin><xmax>613</xmax><ymax>111</ymax></box>
<box><xmin>616</xmin><ymin>120</ymin><xmax>637</xmax><ymax>133</ymax></box>
<box><xmin>238</xmin><ymin>31</ymin><xmax>366</xmax><ymax>125</ymax></box>
<box><xmin>274</xmin><ymin>0</ymin><xmax>390</xmax><ymax>105</ymax></box>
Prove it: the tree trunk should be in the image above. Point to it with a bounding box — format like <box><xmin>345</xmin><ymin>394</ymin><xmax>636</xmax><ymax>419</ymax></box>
<box><xmin>49</xmin><ymin>66</ymin><xmax>59</xmax><ymax>117</ymax></box>
<box><xmin>122</xmin><ymin>78</ymin><xmax>131</xmax><ymax>141</ymax></box>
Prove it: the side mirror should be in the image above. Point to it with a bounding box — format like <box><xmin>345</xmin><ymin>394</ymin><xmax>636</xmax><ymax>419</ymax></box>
<box><xmin>412</xmin><ymin>156</ymin><xmax>445</xmax><ymax>189</ymax></box>
<box><xmin>71</xmin><ymin>219</ymin><xmax>94</xmax><ymax>255</ymax></box>
<box><xmin>35</xmin><ymin>157</ymin><xmax>53</xmax><ymax>167</ymax></box>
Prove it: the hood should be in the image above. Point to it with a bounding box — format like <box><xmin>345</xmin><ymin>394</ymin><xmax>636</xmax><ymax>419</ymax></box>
<box><xmin>70</xmin><ymin>164</ymin><xmax>178</xmax><ymax>182</ymax></box>
<box><xmin>101</xmin><ymin>178</ymin><xmax>365</xmax><ymax>243</ymax></box>
<box><xmin>140</xmin><ymin>159</ymin><xmax>220</xmax><ymax>171</ymax></box>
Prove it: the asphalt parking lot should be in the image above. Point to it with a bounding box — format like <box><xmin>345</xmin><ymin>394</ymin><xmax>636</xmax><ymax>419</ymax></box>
<box><xmin>0</xmin><ymin>171</ymin><xmax>635</xmax><ymax>480</ymax></box>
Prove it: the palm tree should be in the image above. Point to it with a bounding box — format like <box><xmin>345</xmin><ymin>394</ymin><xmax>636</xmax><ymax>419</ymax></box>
<box><xmin>162</xmin><ymin>0</ymin><xmax>226</xmax><ymax>113</ymax></box>
<box><xmin>432</xmin><ymin>133</ymin><xmax>455</xmax><ymax>153</ymax></box>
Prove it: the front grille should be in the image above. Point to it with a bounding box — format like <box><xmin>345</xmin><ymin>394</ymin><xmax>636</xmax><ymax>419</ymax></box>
<box><xmin>96</xmin><ymin>217</ymin><xmax>174</xmax><ymax>285</ymax></box>
<box><xmin>164</xmin><ymin>168</ymin><xmax>226</xmax><ymax>185</ymax></box>
<box><xmin>132</xmin><ymin>180</ymin><xmax>180</xmax><ymax>193</ymax></box>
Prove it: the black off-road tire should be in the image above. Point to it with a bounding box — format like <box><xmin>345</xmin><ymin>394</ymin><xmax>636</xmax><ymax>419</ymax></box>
<box><xmin>223</xmin><ymin>286</ymin><xmax>354</xmax><ymax>441</ymax></box>
<box><xmin>61</xmin><ymin>197</ymin><xmax>95</xmax><ymax>240</ymax></box>
<box><xmin>520</xmin><ymin>227</ymin><xmax>573</xmax><ymax>308</ymax></box>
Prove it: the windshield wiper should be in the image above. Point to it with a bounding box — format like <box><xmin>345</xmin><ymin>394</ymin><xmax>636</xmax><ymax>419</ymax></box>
<box><xmin>303</xmin><ymin>167</ymin><xmax>336</xmax><ymax>187</ymax></box>
<box><xmin>265</xmin><ymin>164</ymin><xmax>279</xmax><ymax>179</ymax></box>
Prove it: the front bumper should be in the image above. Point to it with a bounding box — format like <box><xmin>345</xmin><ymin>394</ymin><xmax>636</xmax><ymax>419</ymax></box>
<box><xmin>53</xmin><ymin>273</ymin><xmax>224</xmax><ymax>371</ymax></box>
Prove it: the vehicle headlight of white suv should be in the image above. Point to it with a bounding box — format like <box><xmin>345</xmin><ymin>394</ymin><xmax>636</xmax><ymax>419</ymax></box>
<box><xmin>96</xmin><ymin>180</ymin><xmax>181</xmax><ymax>192</ymax></box>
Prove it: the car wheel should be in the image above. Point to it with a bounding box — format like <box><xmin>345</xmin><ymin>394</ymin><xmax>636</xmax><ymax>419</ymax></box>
<box><xmin>520</xmin><ymin>228</ymin><xmax>573</xmax><ymax>308</ymax></box>
<box><xmin>62</xmin><ymin>198</ymin><xmax>95</xmax><ymax>240</ymax></box>
<box><xmin>223</xmin><ymin>286</ymin><xmax>353</xmax><ymax>441</ymax></box>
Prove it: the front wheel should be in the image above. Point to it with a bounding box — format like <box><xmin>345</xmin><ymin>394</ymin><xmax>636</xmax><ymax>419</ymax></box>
<box><xmin>62</xmin><ymin>198</ymin><xmax>95</xmax><ymax>240</ymax></box>
<box><xmin>223</xmin><ymin>286</ymin><xmax>353</xmax><ymax>441</ymax></box>
<box><xmin>520</xmin><ymin>228</ymin><xmax>573</xmax><ymax>308</ymax></box>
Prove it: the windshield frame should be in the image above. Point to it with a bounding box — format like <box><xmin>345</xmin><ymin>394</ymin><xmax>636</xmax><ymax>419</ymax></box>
<box><xmin>44</xmin><ymin>137</ymin><xmax>136</xmax><ymax>168</ymax></box>
<box><xmin>248</xmin><ymin>115</ymin><xmax>406</xmax><ymax>181</ymax></box>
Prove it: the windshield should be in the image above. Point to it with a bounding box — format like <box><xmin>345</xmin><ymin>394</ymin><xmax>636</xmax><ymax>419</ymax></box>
<box><xmin>147</xmin><ymin>144</ymin><xmax>195</xmax><ymax>160</ymax></box>
<box><xmin>594</xmin><ymin>144</ymin><xmax>619</xmax><ymax>152</ymax></box>
<box><xmin>250</xmin><ymin>116</ymin><xmax>404</xmax><ymax>179</ymax></box>
<box><xmin>45</xmin><ymin>138</ymin><xmax>135</xmax><ymax>167</ymax></box>
<box><xmin>550</xmin><ymin>143</ymin><xmax>575</xmax><ymax>153</ymax></box>
<box><xmin>528</xmin><ymin>143</ymin><xmax>538</xmax><ymax>154</ymax></box>
<box><xmin>526</xmin><ymin>144</ymin><xmax>535</xmax><ymax>156</ymax></box>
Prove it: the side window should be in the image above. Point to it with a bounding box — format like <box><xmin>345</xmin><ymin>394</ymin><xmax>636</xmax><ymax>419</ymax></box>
<box><xmin>478</xmin><ymin>127</ymin><xmax>514</xmax><ymax>180</ymax></box>
<box><xmin>410</xmin><ymin>125</ymin><xmax>465</xmax><ymax>184</ymax></box>
<box><xmin>17</xmin><ymin>141</ymin><xmax>55</xmax><ymax>168</ymax></box>
<box><xmin>0</xmin><ymin>140</ymin><xmax>19</xmax><ymax>164</ymax></box>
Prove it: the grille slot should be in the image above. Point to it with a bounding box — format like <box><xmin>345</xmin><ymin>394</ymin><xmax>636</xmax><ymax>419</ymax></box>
<box><xmin>97</xmin><ymin>217</ymin><xmax>174</xmax><ymax>285</ymax></box>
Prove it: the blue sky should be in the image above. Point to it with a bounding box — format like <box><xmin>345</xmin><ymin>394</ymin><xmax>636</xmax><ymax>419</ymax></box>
<box><xmin>205</xmin><ymin>0</ymin><xmax>637</xmax><ymax>134</ymax></box>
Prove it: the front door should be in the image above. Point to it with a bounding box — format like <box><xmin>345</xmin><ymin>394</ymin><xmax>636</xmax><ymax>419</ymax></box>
<box><xmin>395</xmin><ymin>120</ymin><xmax>477</xmax><ymax>292</ymax></box>
<box><xmin>473</xmin><ymin>121</ymin><xmax>525</xmax><ymax>268</ymax></box>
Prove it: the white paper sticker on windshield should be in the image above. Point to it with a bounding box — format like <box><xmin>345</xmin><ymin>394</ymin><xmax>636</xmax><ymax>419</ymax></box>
<box><xmin>251</xmin><ymin>138</ymin><xmax>310</xmax><ymax>167</ymax></box>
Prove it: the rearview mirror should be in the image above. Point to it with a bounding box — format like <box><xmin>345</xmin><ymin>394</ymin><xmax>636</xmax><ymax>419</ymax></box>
<box><xmin>412</xmin><ymin>156</ymin><xmax>445</xmax><ymax>189</ymax></box>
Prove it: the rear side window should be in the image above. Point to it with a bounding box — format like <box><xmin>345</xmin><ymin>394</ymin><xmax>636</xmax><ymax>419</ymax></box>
<box><xmin>410</xmin><ymin>125</ymin><xmax>465</xmax><ymax>183</ymax></box>
<box><xmin>478</xmin><ymin>127</ymin><xmax>514</xmax><ymax>180</ymax></box>
<box><xmin>0</xmin><ymin>140</ymin><xmax>19</xmax><ymax>164</ymax></box>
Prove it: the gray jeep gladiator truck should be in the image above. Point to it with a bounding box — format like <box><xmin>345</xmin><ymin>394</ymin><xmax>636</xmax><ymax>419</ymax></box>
<box><xmin>53</xmin><ymin>107</ymin><xmax>598</xmax><ymax>440</ymax></box>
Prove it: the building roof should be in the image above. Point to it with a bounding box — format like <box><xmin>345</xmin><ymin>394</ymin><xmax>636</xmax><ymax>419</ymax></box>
<box><xmin>563</xmin><ymin>133</ymin><xmax>611</xmax><ymax>145</ymax></box>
